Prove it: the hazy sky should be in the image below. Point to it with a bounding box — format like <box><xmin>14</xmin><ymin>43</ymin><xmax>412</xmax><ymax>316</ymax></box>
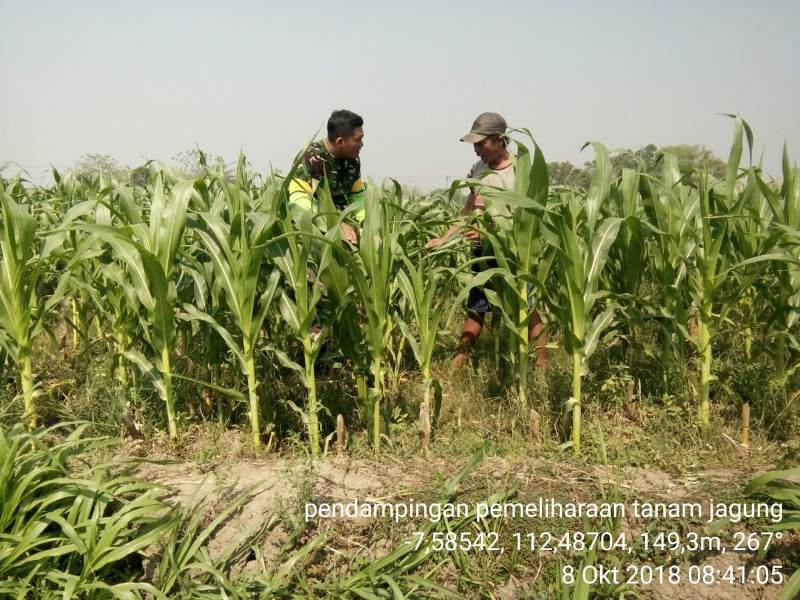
<box><xmin>1</xmin><ymin>0</ymin><xmax>798</xmax><ymax>189</ymax></box>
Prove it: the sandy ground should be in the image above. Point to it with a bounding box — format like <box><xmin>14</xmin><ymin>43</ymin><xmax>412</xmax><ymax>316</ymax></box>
<box><xmin>132</xmin><ymin>452</ymin><xmax>796</xmax><ymax>599</ymax></box>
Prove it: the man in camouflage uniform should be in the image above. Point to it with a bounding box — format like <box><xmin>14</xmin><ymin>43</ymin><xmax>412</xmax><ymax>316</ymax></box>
<box><xmin>289</xmin><ymin>109</ymin><xmax>366</xmax><ymax>243</ymax></box>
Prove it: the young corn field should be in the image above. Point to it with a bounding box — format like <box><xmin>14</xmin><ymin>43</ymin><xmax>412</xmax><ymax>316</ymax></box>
<box><xmin>2</xmin><ymin>116</ymin><xmax>800</xmax><ymax>597</ymax></box>
<box><xmin>2</xmin><ymin>116</ymin><xmax>798</xmax><ymax>453</ymax></box>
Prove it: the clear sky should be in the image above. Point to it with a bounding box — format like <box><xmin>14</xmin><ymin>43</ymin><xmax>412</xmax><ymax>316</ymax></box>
<box><xmin>1</xmin><ymin>0</ymin><xmax>798</xmax><ymax>190</ymax></box>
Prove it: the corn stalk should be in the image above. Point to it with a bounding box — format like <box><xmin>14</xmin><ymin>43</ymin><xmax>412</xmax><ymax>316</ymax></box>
<box><xmin>544</xmin><ymin>142</ymin><xmax>622</xmax><ymax>454</ymax></box>
<box><xmin>86</xmin><ymin>176</ymin><xmax>193</xmax><ymax>439</ymax></box>
<box><xmin>756</xmin><ymin>144</ymin><xmax>800</xmax><ymax>377</ymax></box>
<box><xmin>684</xmin><ymin>115</ymin><xmax>751</xmax><ymax>427</ymax></box>
<box><xmin>0</xmin><ymin>183</ymin><xmax>70</xmax><ymax>428</ymax></box>
<box><xmin>181</xmin><ymin>158</ymin><xmax>282</xmax><ymax>449</ymax></box>
<box><xmin>394</xmin><ymin>253</ymin><xmax>454</xmax><ymax>426</ymax></box>
<box><xmin>340</xmin><ymin>182</ymin><xmax>403</xmax><ymax>453</ymax></box>
<box><xmin>476</xmin><ymin>136</ymin><xmax>552</xmax><ymax>405</ymax></box>
<box><xmin>269</xmin><ymin>207</ymin><xmax>332</xmax><ymax>457</ymax></box>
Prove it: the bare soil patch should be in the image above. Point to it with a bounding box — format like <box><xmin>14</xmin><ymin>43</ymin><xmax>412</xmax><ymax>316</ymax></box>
<box><xmin>127</xmin><ymin>453</ymin><xmax>799</xmax><ymax>599</ymax></box>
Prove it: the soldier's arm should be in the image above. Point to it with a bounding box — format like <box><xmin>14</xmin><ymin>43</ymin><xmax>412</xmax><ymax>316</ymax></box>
<box><xmin>344</xmin><ymin>158</ymin><xmax>366</xmax><ymax>223</ymax></box>
<box><xmin>288</xmin><ymin>146</ymin><xmax>324</xmax><ymax>215</ymax></box>
<box><xmin>288</xmin><ymin>178</ymin><xmax>314</xmax><ymax>213</ymax></box>
<box><xmin>347</xmin><ymin>178</ymin><xmax>366</xmax><ymax>223</ymax></box>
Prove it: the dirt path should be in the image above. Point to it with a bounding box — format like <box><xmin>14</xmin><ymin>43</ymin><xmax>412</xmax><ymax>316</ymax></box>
<box><xmin>138</xmin><ymin>454</ymin><xmax>763</xmax><ymax>508</ymax></box>
<box><xmin>130</xmin><ymin>453</ymin><xmax>797</xmax><ymax>599</ymax></box>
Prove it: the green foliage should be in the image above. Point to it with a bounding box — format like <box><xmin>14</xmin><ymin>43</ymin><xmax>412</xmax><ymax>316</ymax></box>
<box><xmin>0</xmin><ymin>182</ymin><xmax>71</xmax><ymax>428</ymax></box>
<box><xmin>544</xmin><ymin>142</ymin><xmax>622</xmax><ymax>454</ymax></box>
<box><xmin>0</xmin><ymin>424</ymin><xmax>530</xmax><ymax>598</ymax></box>
<box><xmin>0</xmin><ymin>423</ymin><xmax>170</xmax><ymax>598</ymax></box>
<box><xmin>1</xmin><ymin>115</ymin><xmax>799</xmax><ymax>458</ymax></box>
<box><xmin>85</xmin><ymin>176</ymin><xmax>194</xmax><ymax>439</ymax></box>
<box><xmin>740</xmin><ymin>458</ymin><xmax>800</xmax><ymax>600</ymax></box>
<box><xmin>181</xmin><ymin>156</ymin><xmax>281</xmax><ymax>448</ymax></box>
<box><xmin>549</xmin><ymin>143</ymin><xmax>726</xmax><ymax>190</ymax></box>
<box><xmin>476</xmin><ymin>136</ymin><xmax>552</xmax><ymax>406</ymax></box>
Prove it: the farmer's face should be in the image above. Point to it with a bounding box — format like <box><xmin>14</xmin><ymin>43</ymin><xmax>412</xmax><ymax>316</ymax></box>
<box><xmin>473</xmin><ymin>135</ymin><xmax>504</xmax><ymax>164</ymax></box>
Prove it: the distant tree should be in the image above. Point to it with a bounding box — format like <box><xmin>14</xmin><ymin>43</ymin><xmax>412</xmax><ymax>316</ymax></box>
<box><xmin>610</xmin><ymin>144</ymin><xmax>660</xmax><ymax>173</ymax></box>
<box><xmin>129</xmin><ymin>163</ymin><xmax>155</xmax><ymax>187</ymax></box>
<box><xmin>170</xmin><ymin>148</ymin><xmax>231</xmax><ymax>179</ymax></box>
<box><xmin>72</xmin><ymin>153</ymin><xmax>127</xmax><ymax>180</ymax></box>
<box><xmin>547</xmin><ymin>161</ymin><xmax>592</xmax><ymax>189</ymax></box>
<box><xmin>577</xmin><ymin>143</ymin><xmax>726</xmax><ymax>184</ymax></box>
<box><xmin>660</xmin><ymin>144</ymin><xmax>727</xmax><ymax>179</ymax></box>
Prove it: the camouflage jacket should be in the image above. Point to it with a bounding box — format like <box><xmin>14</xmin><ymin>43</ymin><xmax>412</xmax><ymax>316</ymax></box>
<box><xmin>289</xmin><ymin>140</ymin><xmax>366</xmax><ymax>214</ymax></box>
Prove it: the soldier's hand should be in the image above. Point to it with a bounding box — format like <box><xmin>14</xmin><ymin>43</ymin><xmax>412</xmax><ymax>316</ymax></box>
<box><xmin>340</xmin><ymin>222</ymin><xmax>358</xmax><ymax>244</ymax></box>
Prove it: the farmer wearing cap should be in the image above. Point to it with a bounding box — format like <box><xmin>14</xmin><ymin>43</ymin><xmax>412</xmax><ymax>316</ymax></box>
<box><xmin>427</xmin><ymin>112</ymin><xmax>547</xmax><ymax>369</ymax></box>
<box><xmin>288</xmin><ymin>109</ymin><xmax>366</xmax><ymax>243</ymax></box>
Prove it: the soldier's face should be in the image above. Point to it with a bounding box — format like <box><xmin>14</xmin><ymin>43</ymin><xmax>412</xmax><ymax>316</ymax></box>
<box><xmin>334</xmin><ymin>127</ymin><xmax>364</xmax><ymax>160</ymax></box>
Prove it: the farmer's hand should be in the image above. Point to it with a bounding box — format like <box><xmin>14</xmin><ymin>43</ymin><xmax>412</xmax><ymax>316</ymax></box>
<box><xmin>464</xmin><ymin>228</ymin><xmax>481</xmax><ymax>244</ymax></box>
<box><xmin>426</xmin><ymin>237</ymin><xmax>441</xmax><ymax>249</ymax></box>
<box><xmin>340</xmin><ymin>222</ymin><xmax>358</xmax><ymax>244</ymax></box>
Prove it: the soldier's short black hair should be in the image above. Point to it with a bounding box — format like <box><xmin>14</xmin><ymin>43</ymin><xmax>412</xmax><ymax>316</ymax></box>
<box><xmin>327</xmin><ymin>109</ymin><xmax>363</xmax><ymax>141</ymax></box>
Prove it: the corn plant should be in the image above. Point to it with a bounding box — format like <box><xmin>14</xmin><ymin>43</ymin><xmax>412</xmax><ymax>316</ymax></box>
<box><xmin>682</xmin><ymin>116</ymin><xmax>788</xmax><ymax>426</ymax></box>
<box><xmin>96</xmin><ymin>187</ymin><xmax>143</xmax><ymax>390</ymax></box>
<box><xmin>639</xmin><ymin>152</ymin><xmax>698</xmax><ymax>383</ymax></box>
<box><xmin>180</xmin><ymin>182</ymin><xmax>240</xmax><ymax>422</ymax></box>
<box><xmin>52</xmin><ymin>175</ymin><xmax>108</xmax><ymax>354</ymax></box>
<box><xmin>269</xmin><ymin>192</ymin><xmax>336</xmax><ymax>458</ymax></box>
<box><xmin>544</xmin><ymin>142</ymin><xmax>622</xmax><ymax>454</ymax></box>
<box><xmin>181</xmin><ymin>256</ymin><xmax>227</xmax><ymax>419</ymax></box>
<box><xmin>341</xmin><ymin>182</ymin><xmax>404</xmax><ymax>453</ymax></box>
<box><xmin>604</xmin><ymin>166</ymin><xmax>647</xmax><ymax>353</ymax></box>
<box><xmin>53</xmin><ymin>188</ymin><xmax>144</xmax><ymax>393</ymax></box>
<box><xmin>181</xmin><ymin>160</ymin><xmax>281</xmax><ymax>449</ymax></box>
<box><xmin>725</xmin><ymin>164</ymin><xmax>774</xmax><ymax>362</ymax></box>
<box><xmin>0</xmin><ymin>182</ymin><xmax>70</xmax><ymax>428</ymax></box>
<box><xmin>477</xmin><ymin>137</ymin><xmax>552</xmax><ymax>405</ymax></box>
<box><xmin>717</xmin><ymin>157</ymin><xmax>794</xmax><ymax>435</ymax></box>
<box><xmin>680</xmin><ymin>118</ymin><xmax>751</xmax><ymax>426</ymax></box>
<box><xmin>756</xmin><ymin>144</ymin><xmax>800</xmax><ymax>376</ymax></box>
<box><xmin>394</xmin><ymin>252</ymin><xmax>453</xmax><ymax>423</ymax></box>
<box><xmin>86</xmin><ymin>176</ymin><xmax>193</xmax><ymax>439</ymax></box>
<box><xmin>51</xmin><ymin>195</ymin><xmax>117</xmax><ymax>365</ymax></box>
<box><xmin>279</xmin><ymin>177</ymin><xmax>401</xmax><ymax>453</ymax></box>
